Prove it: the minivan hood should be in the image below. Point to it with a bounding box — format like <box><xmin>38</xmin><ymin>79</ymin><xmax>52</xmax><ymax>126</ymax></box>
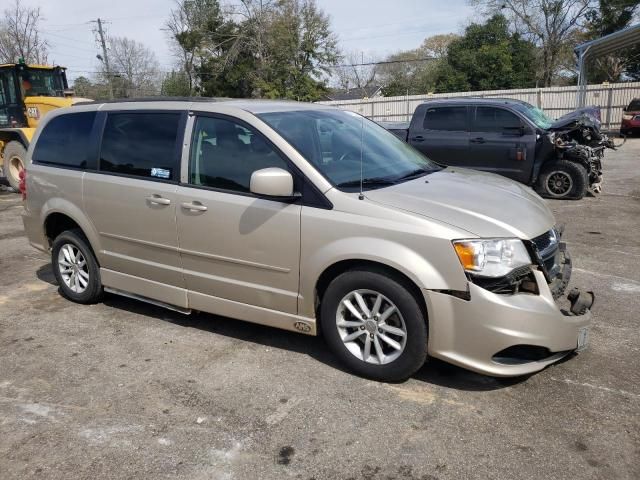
<box><xmin>364</xmin><ymin>168</ymin><xmax>554</xmax><ymax>239</ymax></box>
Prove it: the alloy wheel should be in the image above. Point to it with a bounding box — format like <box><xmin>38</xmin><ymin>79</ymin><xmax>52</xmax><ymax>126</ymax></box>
<box><xmin>335</xmin><ymin>289</ymin><xmax>407</xmax><ymax>365</ymax></box>
<box><xmin>57</xmin><ymin>244</ymin><xmax>90</xmax><ymax>293</ymax></box>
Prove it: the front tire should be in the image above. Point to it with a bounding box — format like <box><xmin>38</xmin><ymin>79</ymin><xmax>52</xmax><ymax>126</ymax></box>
<box><xmin>320</xmin><ymin>269</ymin><xmax>428</xmax><ymax>382</ymax></box>
<box><xmin>2</xmin><ymin>141</ymin><xmax>26</xmax><ymax>191</ymax></box>
<box><xmin>536</xmin><ymin>160</ymin><xmax>588</xmax><ymax>200</ymax></box>
<box><xmin>51</xmin><ymin>229</ymin><xmax>103</xmax><ymax>304</ymax></box>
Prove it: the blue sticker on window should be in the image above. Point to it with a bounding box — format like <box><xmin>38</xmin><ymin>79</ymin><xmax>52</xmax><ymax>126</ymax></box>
<box><xmin>151</xmin><ymin>168</ymin><xmax>171</xmax><ymax>179</ymax></box>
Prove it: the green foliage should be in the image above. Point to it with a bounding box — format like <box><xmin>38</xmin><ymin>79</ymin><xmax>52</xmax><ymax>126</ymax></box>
<box><xmin>169</xmin><ymin>0</ymin><xmax>338</xmax><ymax>101</ymax></box>
<box><xmin>71</xmin><ymin>76</ymin><xmax>111</xmax><ymax>100</ymax></box>
<box><xmin>379</xmin><ymin>34</ymin><xmax>457</xmax><ymax>96</ymax></box>
<box><xmin>161</xmin><ymin>71</ymin><xmax>192</xmax><ymax>96</ymax></box>
<box><xmin>434</xmin><ymin>15</ymin><xmax>538</xmax><ymax>92</ymax></box>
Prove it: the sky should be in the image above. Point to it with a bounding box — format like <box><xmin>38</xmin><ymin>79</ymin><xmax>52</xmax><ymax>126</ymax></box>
<box><xmin>22</xmin><ymin>0</ymin><xmax>476</xmax><ymax>83</ymax></box>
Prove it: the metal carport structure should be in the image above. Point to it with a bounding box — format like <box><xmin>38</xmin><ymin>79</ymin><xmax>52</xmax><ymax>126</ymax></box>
<box><xmin>575</xmin><ymin>23</ymin><xmax>640</xmax><ymax>107</ymax></box>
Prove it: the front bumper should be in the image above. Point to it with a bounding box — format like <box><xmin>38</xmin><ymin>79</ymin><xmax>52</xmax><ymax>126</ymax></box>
<box><xmin>424</xmin><ymin>266</ymin><xmax>592</xmax><ymax>377</ymax></box>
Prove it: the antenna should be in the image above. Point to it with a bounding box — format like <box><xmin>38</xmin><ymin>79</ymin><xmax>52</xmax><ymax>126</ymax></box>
<box><xmin>358</xmin><ymin>112</ymin><xmax>365</xmax><ymax>200</ymax></box>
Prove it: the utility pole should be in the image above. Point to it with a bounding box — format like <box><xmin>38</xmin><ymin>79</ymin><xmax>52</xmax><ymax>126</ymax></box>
<box><xmin>95</xmin><ymin>18</ymin><xmax>114</xmax><ymax>99</ymax></box>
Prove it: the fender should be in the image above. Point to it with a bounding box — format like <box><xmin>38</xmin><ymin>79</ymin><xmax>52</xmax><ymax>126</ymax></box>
<box><xmin>298</xmin><ymin>236</ymin><xmax>466</xmax><ymax>318</ymax></box>
<box><xmin>0</xmin><ymin>128</ymin><xmax>34</xmax><ymax>151</ymax></box>
<box><xmin>40</xmin><ymin>198</ymin><xmax>102</xmax><ymax>261</ymax></box>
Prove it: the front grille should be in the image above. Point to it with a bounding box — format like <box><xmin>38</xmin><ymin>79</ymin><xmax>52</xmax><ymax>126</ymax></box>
<box><xmin>530</xmin><ymin>229</ymin><xmax>561</xmax><ymax>280</ymax></box>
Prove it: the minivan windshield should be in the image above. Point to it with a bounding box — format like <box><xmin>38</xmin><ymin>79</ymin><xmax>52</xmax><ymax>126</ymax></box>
<box><xmin>258</xmin><ymin>109</ymin><xmax>441</xmax><ymax>190</ymax></box>
<box><xmin>511</xmin><ymin>102</ymin><xmax>554</xmax><ymax>130</ymax></box>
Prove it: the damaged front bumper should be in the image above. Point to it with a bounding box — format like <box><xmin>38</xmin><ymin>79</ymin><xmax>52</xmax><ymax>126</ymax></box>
<box><xmin>424</xmin><ymin>240</ymin><xmax>593</xmax><ymax>377</ymax></box>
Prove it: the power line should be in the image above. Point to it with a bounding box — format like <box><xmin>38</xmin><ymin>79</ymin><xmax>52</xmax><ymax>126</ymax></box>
<box><xmin>329</xmin><ymin>57</ymin><xmax>436</xmax><ymax>69</ymax></box>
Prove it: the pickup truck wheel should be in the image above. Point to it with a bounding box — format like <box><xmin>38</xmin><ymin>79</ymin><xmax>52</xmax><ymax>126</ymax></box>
<box><xmin>51</xmin><ymin>229</ymin><xmax>103</xmax><ymax>304</ymax></box>
<box><xmin>320</xmin><ymin>269</ymin><xmax>428</xmax><ymax>382</ymax></box>
<box><xmin>2</xmin><ymin>141</ymin><xmax>26</xmax><ymax>191</ymax></box>
<box><xmin>537</xmin><ymin>160</ymin><xmax>588</xmax><ymax>200</ymax></box>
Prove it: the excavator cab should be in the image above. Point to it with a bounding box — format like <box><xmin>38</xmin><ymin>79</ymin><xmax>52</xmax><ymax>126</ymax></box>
<box><xmin>0</xmin><ymin>62</ymin><xmax>75</xmax><ymax>190</ymax></box>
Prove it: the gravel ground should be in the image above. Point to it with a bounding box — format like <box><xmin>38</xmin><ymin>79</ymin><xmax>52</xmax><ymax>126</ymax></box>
<box><xmin>1</xmin><ymin>140</ymin><xmax>638</xmax><ymax>480</ymax></box>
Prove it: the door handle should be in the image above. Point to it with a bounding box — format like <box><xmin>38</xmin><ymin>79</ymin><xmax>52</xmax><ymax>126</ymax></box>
<box><xmin>181</xmin><ymin>201</ymin><xmax>208</xmax><ymax>212</ymax></box>
<box><xmin>470</xmin><ymin>137</ymin><xmax>486</xmax><ymax>144</ymax></box>
<box><xmin>146</xmin><ymin>195</ymin><xmax>171</xmax><ymax>205</ymax></box>
<box><xmin>411</xmin><ymin>135</ymin><xmax>425</xmax><ymax>142</ymax></box>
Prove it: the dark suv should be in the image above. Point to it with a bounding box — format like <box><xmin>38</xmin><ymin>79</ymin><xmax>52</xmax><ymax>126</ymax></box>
<box><xmin>389</xmin><ymin>98</ymin><xmax>613</xmax><ymax>199</ymax></box>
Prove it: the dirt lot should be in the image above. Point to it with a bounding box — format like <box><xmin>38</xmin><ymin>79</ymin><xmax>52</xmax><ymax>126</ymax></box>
<box><xmin>1</xmin><ymin>140</ymin><xmax>639</xmax><ymax>480</ymax></box>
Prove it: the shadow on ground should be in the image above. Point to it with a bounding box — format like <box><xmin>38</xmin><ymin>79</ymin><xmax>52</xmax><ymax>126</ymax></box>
<box><xmin>36</xmin><ymin>261</ymin><xmax>529</xmax><ymax>391</ymax></box>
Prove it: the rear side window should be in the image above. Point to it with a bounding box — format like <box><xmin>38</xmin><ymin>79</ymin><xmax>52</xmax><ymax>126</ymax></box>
<box><xmin>423</xmin><ymin>106</ymin><xmax>467</xmax><ymax>131</ymax></box>
<box><xmin>100</xmin><ymin>113</ymin><xmax>181</xmax><ymax>180</ymax></box>
<box><xmin>473</xmin><ymin>107</ymin><xmax>522</xmax><ymax>132</ymax></box>
<box><xmin>33</xmin><ymin>112</ymin><xmax>96</xmax><ymax>168</ymax></box>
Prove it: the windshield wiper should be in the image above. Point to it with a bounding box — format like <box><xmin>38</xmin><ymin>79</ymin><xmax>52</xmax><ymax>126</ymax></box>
<box><xmin>395</xmin><ymin>168</ymin><xmax>437</xmax><ymax>181</ymax></box>
<box><xmin>337</xmin><ymin>177</ymin><xmax>397</xmax><ymax>188</ymax></box>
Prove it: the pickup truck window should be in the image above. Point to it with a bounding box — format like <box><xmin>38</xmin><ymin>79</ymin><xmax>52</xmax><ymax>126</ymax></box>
<box><xmin>423</xmin><ymin>106</ymin><xmax>467</xmax><ymax>131</ymax></box>
<box><xmin>259</xmin><ymin>109</ymin><xmax>441</xmax><ymax>190</ymax></box>
<box><xmin>473</xmin><ymin>107</ymin><xmax>522</xmax><ymax>132</ymax></box>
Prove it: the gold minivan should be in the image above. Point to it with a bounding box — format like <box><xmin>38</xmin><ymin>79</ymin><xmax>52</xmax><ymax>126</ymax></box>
<box><xmin>21</xmin><ymin>99</ymin><xmax>593</xmax><ymax>381</ymax></box>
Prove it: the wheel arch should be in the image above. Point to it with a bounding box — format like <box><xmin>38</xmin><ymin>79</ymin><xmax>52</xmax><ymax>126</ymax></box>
<box><xmin>42</xmin><ymin>205</ymin><xmax>101</xmax><ymax>262</ymax></box>
<box><xmin>313</xmin><ymin>259</ymin><xmax>429</xmax><ymax>332</ymax></box>
<box><xmin>0</xmin><ymin>129</ymin><xmax>31</xmax><ymax>152</ymax></box>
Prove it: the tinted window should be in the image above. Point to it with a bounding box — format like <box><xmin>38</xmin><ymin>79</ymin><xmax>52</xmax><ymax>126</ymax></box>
<box><xmin>423</xmin><ymin>106</ymin><xmax>467</xmax><ymax>131</ymax></box>
<box><xmin>189</xmin><ymin>116</ymin><xmax>289</xmax><ymax>193</ymax></box>
<box><xmin>100</xmin><ymin>113</ymin><xmax>180</xmax><ymax>180</ymax></box>
<box><xmin>474</xmin><ymin>107</ymin><xmax>522</xmax><ymax>132</ymax></box>
<box><xmin>33</xmin><ymin>112</ymin><xmax>96</xmax><ymax>168</ymax></box>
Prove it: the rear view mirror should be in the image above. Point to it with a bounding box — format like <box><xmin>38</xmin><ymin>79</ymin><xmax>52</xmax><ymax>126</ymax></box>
<box><xmin>250</xmin><ymin>168</ymin><xmax>295</xmax><ymax>198</ymax></box>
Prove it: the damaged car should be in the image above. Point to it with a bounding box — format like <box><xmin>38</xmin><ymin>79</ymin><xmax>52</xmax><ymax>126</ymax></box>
<box><xmin>385</xmin><ymin>98</ymin><xmax>619</xmax><ymax>199</ymax></box>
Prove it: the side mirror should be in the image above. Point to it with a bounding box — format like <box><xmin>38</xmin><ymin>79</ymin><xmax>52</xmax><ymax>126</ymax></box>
<box><xmin>250</xmin><ymin>167</ymin><xmax>295</xmax><ymax>198</ymax></box>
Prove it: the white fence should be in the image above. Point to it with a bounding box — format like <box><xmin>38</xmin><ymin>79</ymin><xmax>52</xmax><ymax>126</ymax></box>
<box><xmin>317</xmin><ymin>82</ymin><xmax>640</xmax><ymax>131</ymax></box>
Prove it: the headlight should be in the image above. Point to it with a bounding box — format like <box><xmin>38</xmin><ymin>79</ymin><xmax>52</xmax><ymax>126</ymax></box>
<box><xmin>622</xmin><ymin>114</ymin><xmax>633</xmax><ymax>120</ymax></box>
<box><xmin>453</xmin><ymin>238</ymin><xmax>531</xmax><ymax>278</ymax></box>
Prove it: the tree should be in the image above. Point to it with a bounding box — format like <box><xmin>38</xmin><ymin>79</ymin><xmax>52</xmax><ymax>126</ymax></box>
<box><xmin>166</xmin><ymin>0</ymin><xmax>231</xmax><ymax>95</ymax></box>
<box><xmin>251</xmin><ymin>0</ymin><xmax>339</xmax><ymax>100</ymax></box>
<box><xmin>333</xmin><ymin>51</ymin><xmax>379</xmax><ymax>94</ymax></box>
<box><xmin>102</xmin><ymin>37</ymin><xmax>161</xmax><ymax>97</ymax></box>
<box><xmin>0</xmin><ymin>0</ymin><xmax>48</xmax><ymax>64</ymax></box>
<box><xmin>473</xmin><ymin>0</ymin><xmax>593</xmax><ymax>86</ymax></box>
<box><xmin>434</xmin><ymin>15</ymin><xmax>538</xmax><ymax>92</ymax></box>
<box><xmin>584</xmin><ymin>0</ymin><xmax>640</xmax><ymax>82</ymax></box>
<box><xmin>377</xmin><ymin>34</ymin><xmax>457</xmax><ymax>96</ymax></box>
<box><xmin>173</xmin><ymin>0</ymin><xmax>338</xmax><ymax>100</ymax></box>
<box><xmin>72</xmin><ymin>76</ymin><xmax>111</xmax><ymax>100</ymax></box>
<box><xmin>161</xmin><ymin>70</ymin><xmax>192</xmax><ymax>96</ymax></box>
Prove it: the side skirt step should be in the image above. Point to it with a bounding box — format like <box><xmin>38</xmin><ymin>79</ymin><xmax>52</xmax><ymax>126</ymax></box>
<box><xmin>104</xmin><ymin>287</ymin><xmax>192</xmax><ymax>315</ymax></box>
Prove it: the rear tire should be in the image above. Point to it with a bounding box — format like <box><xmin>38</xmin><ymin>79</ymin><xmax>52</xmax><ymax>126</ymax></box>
<box><xmin>51</xmin><ymin>229</ymin><xmax>103</xmax><ymax>304</ymax></box>
<box><xmin>320</xmin><ymin>269</ymin><xmax>428</xmax><ymax>382</ymax></box>
<box><xmin>536</xmin><ymin>160</ymin><xmax>588</xmax><ymax>200</ymax></box>
<box><xmin>2</xmin><ymin>141</ymin><xmax>26</xmax><ymax>191</ymax></box>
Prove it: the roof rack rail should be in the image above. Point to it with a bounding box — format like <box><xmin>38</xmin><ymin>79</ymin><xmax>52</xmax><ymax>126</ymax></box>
<box><xmin>73</xmin><ymin>96</ymin><xmax>232</xmax><ymax>105</ymax></box>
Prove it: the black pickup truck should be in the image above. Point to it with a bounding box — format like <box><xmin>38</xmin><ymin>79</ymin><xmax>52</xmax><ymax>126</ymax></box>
<box><xmin>381</xmin><ymin>98</ymin><xmax>617</xmax><ymax>199</ymax></box>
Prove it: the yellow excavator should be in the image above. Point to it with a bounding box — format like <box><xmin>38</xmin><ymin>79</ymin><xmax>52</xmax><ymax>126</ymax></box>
<box><xmin>0</xmin><ymin>60</ymin><xmax>89</xmax><ymax>190</ymax></box>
